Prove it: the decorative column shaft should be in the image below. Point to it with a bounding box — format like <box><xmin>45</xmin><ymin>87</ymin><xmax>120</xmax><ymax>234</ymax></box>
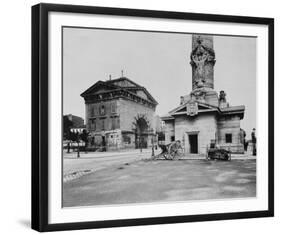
<box><xmin>190</xmin><ymin>35</ymin><xmax>216</xmax><ymax>90</ymax></box>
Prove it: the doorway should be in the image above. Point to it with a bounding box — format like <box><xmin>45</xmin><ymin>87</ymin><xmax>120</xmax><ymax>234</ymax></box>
<box><xmin>134</xmin><ymin>116</ymin><xmax>149</xmax><ymax>149</ymax></box>
<box><xmin>189</xmin><ymin>134</ymin><xmax>198</xmax><ymax>153</ymax></box>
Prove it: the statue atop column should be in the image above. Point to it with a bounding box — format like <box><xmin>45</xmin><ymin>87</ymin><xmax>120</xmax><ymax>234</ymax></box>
<box><xmin>190</xmin><ymin>35</ymin><xmax>216</xmax><ymax>90</ymax></box>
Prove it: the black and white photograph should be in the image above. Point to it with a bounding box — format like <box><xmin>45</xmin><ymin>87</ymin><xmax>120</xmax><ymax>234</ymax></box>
<box><xmin>30</xmin><ymin>3</ymin><xmax>274</xmax><ymax>232</ymax></box>
<box><xmin>62</xmin><ymin>28</ymin><xmax>257</xmax><ymax>207</ymax></box>
<box><xmin>0</xmin><ymin>0</ymin><xmax>278</xmax><ymax>234</ymax></box>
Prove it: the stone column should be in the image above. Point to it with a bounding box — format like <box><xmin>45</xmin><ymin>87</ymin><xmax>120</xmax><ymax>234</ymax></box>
<box><xmin>190</xmin><ymin>35</ymin><xmax>216</xmax><ymax>90</ymax></box>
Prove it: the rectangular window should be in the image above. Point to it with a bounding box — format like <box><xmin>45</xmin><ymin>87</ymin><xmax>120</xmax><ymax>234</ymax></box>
<box><xmin>111</xmin><ymin>103</ymin><xmax>116</xmax><ymax>113</ymax></box>
<box><xmin>91</xmin><ymin>106</ymin><xmax>95</xmax><ymax>117</ymax></box>
<box><xmin>91</xmin><ymin>119</ymin><xmax>96</xmax><ymax>131</ymax></box>
<box><xmin>123</xmin><ymin>135</ymin><xmax>131</xmax><ymax>144</ymax></box>
<box><xmin>101</xmin><ymin>119</ymin><xmax>105</xmax><ymax>130</ymax></box>
<box><xmin>116</xmin><ymin>117</ymin><xmax>120</xmax><ymax>129</ymax></box>
<box><xmin>225</xmin><ymin>134</ymin><xmax>232</xmax><ymax>143</ymax></box>
<box><xmin>111</xmin><ymin>117</ymin><xmax>115</xmax><ymax>130</ymax></box>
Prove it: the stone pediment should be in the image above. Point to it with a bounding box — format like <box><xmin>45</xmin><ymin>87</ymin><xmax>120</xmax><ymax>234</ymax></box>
<box><xmin>81</xmin><ymin>78</ymin><xmax>158</xmax><ymax>106</ymax></box>
<box><xmin>109</xmin><ymin>77</ymin><xmax>157</xmax><ymax>104</ymax></box>
<box><xmin>108</xmin><ymin>77</ymin><xmax>139</xmax><ymax>88</ymax></box>
<box><xmin>168</xmin><ymin>101</ymin><xmax>218</xmax><ymax>116</ymax></box>
<box><xmin>80</xmin><ymin>81</ymin><xmax>118</xmax><ymax>97</ymax></box>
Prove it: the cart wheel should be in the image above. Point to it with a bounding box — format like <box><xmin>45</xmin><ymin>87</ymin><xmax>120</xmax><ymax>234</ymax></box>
<box><xmin>163</xmin><ymin>153</ymin><xmax>169</xmax><ymax>160</ymax></box>
<box><xmin>176</xmin><ymin>146</ymin><xmax>184</xmax><ymax>159</ymax></box>
<box><xmin>170</xmin><ymin>150</ymin><xmax>177</xmax><ymax>160</ymax></box>
<box><xmin>168</xmin><ymin>145</ymin><xmax>177</xmax><ymax>160</ymax></box>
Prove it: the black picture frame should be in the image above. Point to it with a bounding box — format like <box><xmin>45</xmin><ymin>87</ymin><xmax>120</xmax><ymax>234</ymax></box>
<box><xmin>32</xmin><ymin>3</ymin><xmax>274</xmax><ymax>232</ymax></box>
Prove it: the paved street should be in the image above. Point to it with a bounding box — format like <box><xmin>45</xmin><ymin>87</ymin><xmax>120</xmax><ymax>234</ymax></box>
<box><xmin>63</xmin><ymin>149</ymin><xmax>160</xmax><ymax>182</ymax></box>
<box><xmin>63</xmin><ymin>151</ymin><xmax>256</xmax><ymax>207</ymax></box>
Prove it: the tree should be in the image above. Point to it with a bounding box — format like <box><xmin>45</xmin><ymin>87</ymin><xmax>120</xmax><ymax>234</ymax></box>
<box><xmin>63</xmin><ymin>116</ymin><xmax>73</xmax><ymax>140</ymax></box>
<box><xmin>69</xmin><ymin>131</ymin><xmax>80</xmax><ymax>158</ymax></box>
<box><xmin>69</xmin><ymin>131</ymin><xmax>79</xmax><ymax>142</ymax></box>
<box><xmin>80</xmin><ymin>129</ymin><xmax>89</xmax><ymax>153</ymax></box>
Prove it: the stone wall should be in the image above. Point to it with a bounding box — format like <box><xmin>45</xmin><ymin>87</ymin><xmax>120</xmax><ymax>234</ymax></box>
<box><xmin>121</xmin><ymin>132</ymin><xmax>135</xmax><ymax>149</ymax></box>
<box><xmin>164</xmin><ymin>120</ymin><xmax>175</xmax><ymax>144</ymax></box>
<box><xmin>85</xmin><ymin>97</ymin><xmax>156</xmax><ymax>149</ymax></box>
<box><xmin>174</xmin><ymin>113</ymin><xmax>217</xmax><ymax>154</ymax></box>
<box><xmin>217</xmin><ymin>115</ymin><xmax>244</xmax><ymax>153</ymax></box>
<box><xmin>118</xmin><ymin>99</ymin><xmax>155</xmax><ymax>131</ymax></box>
<box><xmin>85</xmin><ymin>100</ymin><xmax>119</xmax><ymax>132</ymax></box>
<box><xmin>205</xmin><ymin>90</ymin><xmax>219</xmax><ymax>106</ymax></box>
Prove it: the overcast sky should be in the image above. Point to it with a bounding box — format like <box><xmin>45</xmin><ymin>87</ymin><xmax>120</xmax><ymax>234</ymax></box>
<box><xmin>63</xmin><ymin>27</ymin><xmax>256</xmax><ymax>138</ymax></box>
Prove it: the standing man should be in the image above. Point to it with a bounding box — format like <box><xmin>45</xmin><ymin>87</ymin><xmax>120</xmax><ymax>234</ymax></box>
<box><xmin>251</xmin><ymin>128</ymin><xmax>256</xmax><ymax>156</ymax></box>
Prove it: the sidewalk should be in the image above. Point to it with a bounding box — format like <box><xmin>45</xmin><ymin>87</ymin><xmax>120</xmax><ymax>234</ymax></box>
<box><xmin>64</xmin><ymin>149</ymin><xmax>256</xmax><ymax>160</ymax></box>
<box><xmin>63</xmin><ymin>148</ymin><xmax>158</xmax><ymax>159</ymax></box>
<box><xmin>180</xmin><ymin>154</ymin><xmax>256</xmax><ymax>160</ymax></box>
<box><xmin>154</xmin><ymin>153</ymin><xmax>256</xmax><ymax>160</ymax></box>
<box><xmin>63</xmin><ymin>149</ymin><xmax>159</xmax><ymax>182</ymax></box>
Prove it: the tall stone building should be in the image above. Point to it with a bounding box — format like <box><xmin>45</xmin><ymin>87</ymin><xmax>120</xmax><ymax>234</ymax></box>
<box><xmin>81</xmin><ymin>77</ymin><xmax>158</xmax><ymax>150</ymax></box>
<box><xmin>162</xmin><ymin>35</ymin><xmax>245</xmax><ymax>154</ymax></box>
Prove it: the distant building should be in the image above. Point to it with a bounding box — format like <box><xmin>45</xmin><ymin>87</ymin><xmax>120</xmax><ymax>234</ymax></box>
<box><xmin>70</xmin><ymin>127</ymin><xmax>85</xmax><ymax>134</ymax></box>
<box><xmin>154</xmin><ymin>115</ymin><xmax>166</xmax><ymax>145</ymax></box>
<box><xmin>80</xmin><ymin>77</ymin><xmax>158</xmax><ymax>150</ymax></box>
<box><xmin>64</xmin><ymin>114</ymin><xmax>85</xmax><ymax>134</ymax></box>
<box><xmin>65</xmin><ymin>114</ymin><xmax>84</xmax><ymax>128</ymax></box>
<box><xmin>162</xmin><ymin>35</ymin><xmax>245</xmax><ymax>154</ymax></box>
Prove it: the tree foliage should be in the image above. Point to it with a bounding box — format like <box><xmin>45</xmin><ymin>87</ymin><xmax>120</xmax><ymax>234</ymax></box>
<box><xmin>63</xmin><ymin>116</ymin><xmax>73</xmax><ymax>140</ymax></box>
<box><xmin>80</xmin><ymin>129</ymin><xmax>89</xmax><ymax>145</ymax></box>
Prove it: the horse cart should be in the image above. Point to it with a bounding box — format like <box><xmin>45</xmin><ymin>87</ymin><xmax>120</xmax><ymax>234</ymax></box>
<box><xmin>154</xmin><ymin>141</ymin><xmax>184</xmax><ymax>160</ymax></box>
<box><xmin>207</xmin><ymin>146</ymin><xmax>231</xmax><ymax>161</ymax></box>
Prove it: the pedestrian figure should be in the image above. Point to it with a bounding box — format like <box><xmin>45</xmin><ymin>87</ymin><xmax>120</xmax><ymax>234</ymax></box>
<box><xmin>67</xmin><ymin>142</ymin><xmax>70</xmax><ymax>153</ymax></box>
<box><xmin>251</xmin><ymin>128</ymin><xmax>256</xmax><ymax>156</ymax></box>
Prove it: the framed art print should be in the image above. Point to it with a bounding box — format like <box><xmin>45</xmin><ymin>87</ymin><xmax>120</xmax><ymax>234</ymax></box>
<box><xmin>32</xmin><ymin>3</ymin><xmax>274</xmax><ymax>232</ymax></box>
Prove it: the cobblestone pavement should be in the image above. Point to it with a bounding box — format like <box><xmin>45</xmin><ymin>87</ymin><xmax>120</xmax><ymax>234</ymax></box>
<box><xmin>63</xmin><ymin>158</ymin><xmax>256</xmax><ymax>207</ymax></box>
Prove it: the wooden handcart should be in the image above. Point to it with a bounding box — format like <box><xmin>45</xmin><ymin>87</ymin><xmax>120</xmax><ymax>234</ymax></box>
<box><xmin>154</xmin><ymin>140</ymin><xmax>184</xmax><ymax>160</ymax></box>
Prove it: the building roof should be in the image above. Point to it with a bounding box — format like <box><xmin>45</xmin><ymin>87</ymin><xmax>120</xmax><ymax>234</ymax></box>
<box><xmin>220</xmin><ymin>105</ymin><xmax>245</xmax><ymax>117</ymax></box>
<box><xmin>80</xmin><ymin>77</ymin><xmax>158</xmax><ymax>106</ymax></box>
<box><xmin>161</xmin><ymin>101</ymin><xmax>245</xmax><ymax>120</ymax></box>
